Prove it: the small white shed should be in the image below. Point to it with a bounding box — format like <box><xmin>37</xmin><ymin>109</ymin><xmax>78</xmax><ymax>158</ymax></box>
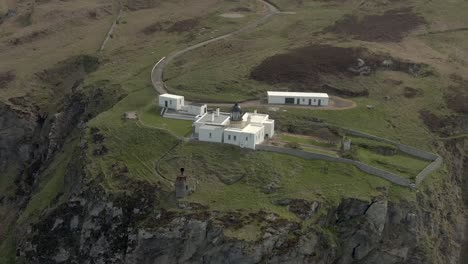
<box><xmin>182</xmin><ymin>103</ymin><xmax>207</xmax><ymax>116</ymax></box>
<box><xmin>159</xmin><ymin>93</ymin><xmax>184</xmax><ymax>110</ymax></box>
<box><xmin>267</xmin><ymin>91</ymin><xmax>329</xmax><ymax>106</ymax></box>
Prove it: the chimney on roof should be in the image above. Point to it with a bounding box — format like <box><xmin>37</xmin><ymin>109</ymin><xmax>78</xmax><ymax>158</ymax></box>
<box><xmin>216</xmin><ymin>108</ymin><xmax>220</xmax><ymax>117</ymax></box>
<box><xmin>211</xmin><ymin>112</ymin><xmax>214</xmax><ymax>122</ymax></box>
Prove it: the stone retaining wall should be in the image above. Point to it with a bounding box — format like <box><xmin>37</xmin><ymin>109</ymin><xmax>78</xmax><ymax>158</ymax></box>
<box><xmin>343</xmin><ymin>128</ymin><xmax>438</xmax><ymax>161</ymax></box>
<box><xmin>300</xmin><ymin>122</ymin><xmax>443</xmax><ymax>186</ymax></box>
<box><xmin>415</xmin><ymin>156</ymin><xmax>443</xmax><ymax>185</ymax></box>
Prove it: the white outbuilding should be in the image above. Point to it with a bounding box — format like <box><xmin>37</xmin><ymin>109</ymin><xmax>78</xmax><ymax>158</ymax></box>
<box><xmin>159</xmin><ymin>93</ymin><xmax>184</xmax><ymax>110</ymax></box>
<box><xmin>183</xmin><ymin>103</ymin><xmax>208</xmax><ymax>116</ymax></box>
<box><xmin>267</xmin><ymin>91</ymin><xmax>329</xmax><ymax>106</ymax></box>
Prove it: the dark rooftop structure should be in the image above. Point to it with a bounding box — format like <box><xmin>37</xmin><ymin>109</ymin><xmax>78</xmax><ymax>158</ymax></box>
<box><xmin>230</xmin><ymin>103</ymin><xmax>243</xmax><ymax>121</ymax></box>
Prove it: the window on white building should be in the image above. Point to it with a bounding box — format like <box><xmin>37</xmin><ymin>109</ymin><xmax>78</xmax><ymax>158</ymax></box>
<box><xmin>209</xmin><ymin>133</ymin><xmax>212</xmax><ymax>138</ymax></box>
<box><xmin>228</xmin><ymin>135</ymin><xmax>231</xmax><ymax>140</ymax></box>
<box><xmin>234</xmin><ymin>135</ymin><xmax>237</xmax><ymax>141</ymax></box>
<box><xmin>246</xmin><ymin>136</ymin><xmax>248</xmax><ymax>141</ymax></box>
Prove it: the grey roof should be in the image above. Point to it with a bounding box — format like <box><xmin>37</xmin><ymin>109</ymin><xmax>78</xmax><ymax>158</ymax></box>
<box><xmin>197</xmin><ymin>112</ymin><xmax>230</xmax><ymax>124</ymax></box>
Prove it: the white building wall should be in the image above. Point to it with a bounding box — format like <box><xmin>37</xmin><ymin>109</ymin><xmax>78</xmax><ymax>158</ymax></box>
<box><xmin>263</xmin><ymin>120</ymin><xmax>275</xmax><ymax>138</ymax></box>
<box><xmin>159</xmin><ymin>95</ymin><xmax>184</xmax><ymax>110</ymax></box>
<box><xmin>199</xmin><ymin>126</ymin><xmax>224</xmax><ymax>143</ymax></box>
<box><xmin>255</xmin><ymin>128</ymin><xmax>266</xmax><ymax>147</ymax></box>
<box><xmin>267</xmin><ymin>95</ymin><xmax>284</xmax><ymax>104</ymax></box>
<box><xmin>223</xmin><ymin>129</ymin><xmax>261</xmax><ymax>149</ymax></box>
<box><xmin>193</xmin><ymin>114</ymin><xmax>206</xmax><ymax>133</ymax></box>
<box><xmin>194</xmin><ymin>122</ymin><xmax>202</xmax><ymax>134</ymax></box>
<box><xmin>267</xmin><ymin>95</ymin><xmax>329</xmax><ymax>106</ymax></box>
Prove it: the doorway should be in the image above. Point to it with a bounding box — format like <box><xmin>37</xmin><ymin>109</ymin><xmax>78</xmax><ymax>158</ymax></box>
<box><xmin>296</xmin><ymin>98</ymin><xmax>300</xmax><ymax>104</ymax></box>
<box><xmin>318</xmin><ymin>99</ymin><xmax>321</xmax><ymax>106</ymax></box>
<box><xmin>308</xmin><ymin>99</ymin><xmax>312</xmax><ymax>105</ymax></box>
<box><xmin>165</xmin><ymin>100</ymin><xmax>168</xmax><ymax>107</ymax></box>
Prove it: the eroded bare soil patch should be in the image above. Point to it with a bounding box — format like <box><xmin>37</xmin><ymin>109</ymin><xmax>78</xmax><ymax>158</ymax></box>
<box><xmin>8</xmin><ymin>30</ymin><xmax>49</xmax><ymax>46</ymax></box>
<box><xmin>250</xmin><ymin>44</ymin><xmax>430</xmax><ymax>96</ymax></box>
<box><xmin>403</xmin><ymin>87</ymin><xmax>423</xmax><ymax>98</ymax></box>
<box><xmin>419</xmin><ymin>110</ymin><xmax>467</xmax><ymax>137</ymax></box>
<box><xmin>142</xmin><ymin>18</ymin><xmax>199</xmax><ymax>35</ymax></box>
<box><xmin>325</xmin><ymin>8</ymin><xmax>426</xmax><ymax>42</ymax></box>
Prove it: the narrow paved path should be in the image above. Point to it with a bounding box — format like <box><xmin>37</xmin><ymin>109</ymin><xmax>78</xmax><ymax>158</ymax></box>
<box><xmin>150</xmin><ymin>0</ymin><xmax>356</xmax><ymax>110</ymax></box>
<box><xmin>151</xmin><ymin>0</ymin><xmax>280</xmax><ymax>95</ymax></box>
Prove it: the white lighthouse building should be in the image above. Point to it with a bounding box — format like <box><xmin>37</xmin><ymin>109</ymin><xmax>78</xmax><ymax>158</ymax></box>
<box><xmin>193</xmin><ymin>103</ymin><xmax>274</xmax><ymax>150</ymax></box>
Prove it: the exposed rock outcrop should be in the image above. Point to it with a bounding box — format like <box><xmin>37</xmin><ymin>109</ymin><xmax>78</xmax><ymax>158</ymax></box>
<box><xmin>15</xmin><ymin>159</ymin><xmax>464</xmax><ymax>264</ymax></box>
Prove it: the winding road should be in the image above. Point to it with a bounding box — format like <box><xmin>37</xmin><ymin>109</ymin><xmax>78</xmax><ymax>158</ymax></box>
<box><xmin>150</xmin><ymin>0</ymin><xmax>356</xmax><ymax>110</ymax></box>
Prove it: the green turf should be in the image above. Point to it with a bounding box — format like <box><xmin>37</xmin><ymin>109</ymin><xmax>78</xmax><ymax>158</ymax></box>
<box><xmin>354</xmin><ymin>148</ymin><xmax>430</xmax><ymax>180</ymax></box>
<box><xmin>139</xmin><ymin>105</ymin><xmax>193</xmax><ymax>137</ymax></box>
<box><xmin>156</xmin><ymin>141</ymin><xmax>415</xmax><ymax>218</ymax></box>
<box><xmin>301</xmin><ymin>146</ymin><xmax>339</xmax><ymax>157</ymax></box>
<box><xmin>344</xmin><ymin>135</ymin><xmax>431</xmax><ymax>179</ymax></box>
<box><xmin>280</xmin><ymin>134</ymin><xmax>338</xmax><ymax>148</ymax></box>
<box><xmin>347</xmin><ymin>135</ymin><xmax>397</xmax><ymax>150</ymax></box>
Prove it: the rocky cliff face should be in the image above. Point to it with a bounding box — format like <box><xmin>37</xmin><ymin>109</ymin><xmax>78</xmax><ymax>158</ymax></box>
<box><xmin>0</xmin><ymin>101</ymin><xmax>37</xmax><ymax>180</ymax></box>
<box><xmin>14</xmin><ymin>137</ymin><xmax>464</xmax><ymax>264</ymax></box>
<box><xmin>0</xmin><ymin>56</ymin><xmax>127</xmax><ymax>263</ymax></box>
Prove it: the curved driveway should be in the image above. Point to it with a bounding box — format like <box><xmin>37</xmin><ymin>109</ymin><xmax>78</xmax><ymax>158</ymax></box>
<box><xmin>150</xmin><ymin>1</ymin><xmax>356</xmax><ymax>110</ymax></box>
<box><xmin>151</xmin><ymin>0</ymin><xmax>280</xmax><ymax>94</ymax></box>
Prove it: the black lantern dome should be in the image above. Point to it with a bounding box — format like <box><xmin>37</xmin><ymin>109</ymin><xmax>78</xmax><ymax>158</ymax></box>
<box><xmin>230</xmin><ymin>103</ymin><xmax>242</xmax><ymax>121</ymax></box>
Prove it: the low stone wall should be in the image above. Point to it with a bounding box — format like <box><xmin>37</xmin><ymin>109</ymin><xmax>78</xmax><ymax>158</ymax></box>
<box><xmin>396</xmin><ymin>143</ymin><xmax>438</xmax><ymax>161</ymax></box>
<box><xmin>415</xmin><ymin>156</ymin><xmax>443</xmax><ymax>185</ymax></box>
<box><xmin>344</xmin><ymin>128</ymin><xmax>438</xmax><ymax>161</ymax></box>
<box><xmin>299</xmin><ymin>122</ymin><xmax>443</xmax><ymax>186</ymax></box>
<box><xmin>256</xmin><ymin>145</ymin><xmax>413</xmax><ymax>187</ymax></box>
